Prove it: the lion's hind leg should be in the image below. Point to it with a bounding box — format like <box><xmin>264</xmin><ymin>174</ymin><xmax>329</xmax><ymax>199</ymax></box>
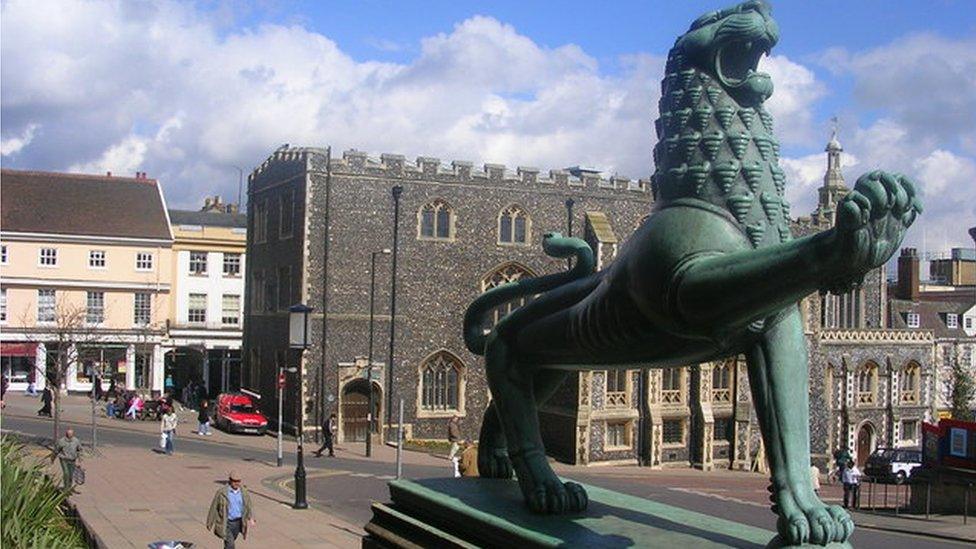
<box><xmin>481</xmin><ymin>334</ymin><xmax>587</xmax><ymax>514</ymax></box>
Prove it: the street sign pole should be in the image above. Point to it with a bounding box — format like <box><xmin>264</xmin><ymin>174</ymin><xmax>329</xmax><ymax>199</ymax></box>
<box><xmin>277</xmin><ymin>369</ymin><xmax>285</xmax><ymax>467</ymax></box>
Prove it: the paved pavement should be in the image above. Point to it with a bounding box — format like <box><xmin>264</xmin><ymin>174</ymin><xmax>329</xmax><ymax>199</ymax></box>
<box><xmin>3</xmin><ymin>393</ymin><xmax>973</xmax><ymax>547</ymax></box>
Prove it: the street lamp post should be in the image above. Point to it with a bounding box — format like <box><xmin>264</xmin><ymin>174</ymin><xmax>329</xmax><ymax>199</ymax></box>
<box><xmin>366</xmin><ymin>249</ymin><xmax>391</xmax><ymax>458</ymax></box>
<box><xmin>288</xmin><ymin>303</ymin><xmax>313</xmax><ymax>510</ymax></box>
<box><xmin>277</xmin><ymin>365</ymin><xmax>297</xmax><ymax>467</ymax></box>
<box><xmin>386</xmin><ymin>184</ymin><xmax>403</xmax><ymax>441</ymax></box>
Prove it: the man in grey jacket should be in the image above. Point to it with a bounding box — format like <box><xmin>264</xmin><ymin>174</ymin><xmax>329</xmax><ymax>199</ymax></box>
<box><xmin>207</xmin><ymin>470</ymin><xmax>255</xmax><ymax>549</ymax></box>
<box><xmin>54</xmin><ymin>428</ymin><xmax>83</xmax><ymax>490</ymax></box>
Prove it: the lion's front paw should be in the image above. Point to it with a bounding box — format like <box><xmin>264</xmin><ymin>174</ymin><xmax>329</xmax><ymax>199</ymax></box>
<box><xmin>525</xmin><ymin>479</ymin><xmax>589</xmax><ymax>514</ymax></box>
<box><xmin>833</xmin><ymin>170</ymin><xmax>922</xmax><ymax>275</ymax></box>
<box><xmin>772</xmin><ymin>485</ymin><xmax>854</xmax><ymax>546</ymax></box>
<box><xmin>477</xmin><ymin>445</ymin><xmax>513</xmax><ymax>479</ymax></box>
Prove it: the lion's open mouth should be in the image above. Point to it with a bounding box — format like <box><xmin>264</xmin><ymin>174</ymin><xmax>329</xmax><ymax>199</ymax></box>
<box><xmin>716</xmin><ymin>36</ymin><xmax>771</xmax><ymax>87</ymax></box>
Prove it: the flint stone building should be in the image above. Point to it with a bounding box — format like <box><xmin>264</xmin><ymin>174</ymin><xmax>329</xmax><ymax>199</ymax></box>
<box><xmin>242</xmin><ymin>133</ymin><xmax>939</xmax><ymax>470</ymax></box>
<box><xmin>241</xmin><ymin>147</ymin><xmax>651</xmax><ymax>444</ymax></box>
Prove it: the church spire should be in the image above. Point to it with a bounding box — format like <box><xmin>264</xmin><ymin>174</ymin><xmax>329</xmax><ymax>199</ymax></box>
<box><xmin>813</xmin><ymin>118</ymin><xmax>849</xmax><ymax>226</ymax></box>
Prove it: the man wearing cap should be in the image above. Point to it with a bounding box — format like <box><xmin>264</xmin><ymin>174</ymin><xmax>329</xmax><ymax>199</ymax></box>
<box><xmin>207</xmin><ymin>471</ymin><xmax>255</xmax><ymax>548</ymax></box>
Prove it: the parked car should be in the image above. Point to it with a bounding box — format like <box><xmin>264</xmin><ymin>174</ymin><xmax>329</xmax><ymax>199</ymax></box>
<box><xmin>864</xmin><ymin>447</ymin><xmax>922</xmax><ymax>483</ymax></box>
<box><xmin>215</xmin><ymin>393</ymin><xmax>268</xmax><ymax>435</ymax></box>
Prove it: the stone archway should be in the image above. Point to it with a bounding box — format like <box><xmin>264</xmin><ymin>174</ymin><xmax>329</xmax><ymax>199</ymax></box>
<box><xmin>856</xmin><ymin>422</ymin><xmax>876</xmax><ymax>466</ymax></box>
<box><xmin>341</xmin><ymin>378</ymin><xmax>382</xmax><ymax>443</ymax></box>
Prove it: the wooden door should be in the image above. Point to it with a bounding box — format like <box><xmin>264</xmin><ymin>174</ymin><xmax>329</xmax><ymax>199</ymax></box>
<box><xmin>856</xmin><ymin>424</ymin><xmax>874</xmax><ymax>466</ymax></box>
<box><xmin>343</xmin><ymin>391</ymin><xmax>369</xmax><ymax>442</ymax></box>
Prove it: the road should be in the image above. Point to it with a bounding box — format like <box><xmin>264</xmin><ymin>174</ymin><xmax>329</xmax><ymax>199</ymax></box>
<box><xmin>2</xmin><ymin>411</ymin><xmax>965</xmax><ymax>548</ymax></box>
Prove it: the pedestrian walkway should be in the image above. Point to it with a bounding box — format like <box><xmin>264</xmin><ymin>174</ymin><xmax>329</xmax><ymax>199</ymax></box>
<box><xmin>68</xmin><ymin>443</ymin><xmax>363</xmax><ymax>548</ymax></box>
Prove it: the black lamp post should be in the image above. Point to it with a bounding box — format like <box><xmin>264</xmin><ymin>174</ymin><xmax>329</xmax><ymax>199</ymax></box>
<box><xmin>386</xmin><ymin>184</ymin><xmax>403</xmax><ymax>440</ymax></box>
<box><xmin>288</xmin><ymin>303</ymin><xmax>313</xmax><ymax>509</ymax></box>
<box><xmin>367</xmin><ymin>249</ymin><xmax>391</xmax><ymax>458</ymax></box>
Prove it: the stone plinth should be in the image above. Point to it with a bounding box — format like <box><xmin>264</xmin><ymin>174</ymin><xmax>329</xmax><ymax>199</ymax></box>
<box><xmin>364</xmin><ymin>477</ymin><xmax>849</xmax><ymax>548</ymax></box>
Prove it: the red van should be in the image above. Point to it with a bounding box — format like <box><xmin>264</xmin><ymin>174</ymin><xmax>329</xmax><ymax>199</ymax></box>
<box><xmin>215</xmin><ymin>393</ymin><xmax>268</xmax><ymax>435</ymax></box>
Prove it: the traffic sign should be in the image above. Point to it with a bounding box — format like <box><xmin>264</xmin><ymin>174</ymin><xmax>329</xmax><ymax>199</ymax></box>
<box><xmin>277</xmin><ymin>372</ymin><xmax>286</xmax><ymax>389</ymax></box>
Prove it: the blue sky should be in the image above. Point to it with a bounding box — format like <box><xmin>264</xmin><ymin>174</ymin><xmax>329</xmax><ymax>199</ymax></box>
<box><xmin>2</xmin><ymin>0</ymin><xmax>975</xmax><ymax>255</ymax></box>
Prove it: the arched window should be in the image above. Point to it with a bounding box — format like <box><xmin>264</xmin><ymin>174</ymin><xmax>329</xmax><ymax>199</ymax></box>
<box><xmin>901</xmin><ymin>362</ymin><xmax>920</xmax><ymax>404</ymax></box>
<box><xmin>420</xmin><ymin>351</ymin><xmax>463</xmax><ymax>411</ymax></box>
<box><xmin>857</xmin><ymin>362</ymin><xmax>878</xmax><ymax>405</ymax></box>
<box><xmin>480</xmin><ymin>262</ymin><xmax>536</xmax><ymax>328</ymax></box>
<box><xmin>711</xmin><ymin>361</ymin><xmax>732</xmax><ymax>403</ymax></box>
<box><xmin>662</xmin><ymin>367</ymin><xmax>683</xmax><ymax>404</ymax></box>
<box><xmin>418</xmin><ymin>199</ymin><xmax>454</xmax><ymax>240</ymax></box>
<box><xmin>498</xmin><ymin>205</ymin><xmax>530</xmax><ymax>245</ymax></box>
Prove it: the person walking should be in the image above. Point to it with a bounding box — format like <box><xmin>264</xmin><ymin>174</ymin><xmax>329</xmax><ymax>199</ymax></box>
<box><xmin>53</xmin><ymin>428</ymin><xmax>83</xmax><ymax>491</ymax></box>
<box><xmin>207</xmin><ymin>470</ymin><xmax>255</xmax><ymax>549</ymax></box>
<box><xmin>38</xmin><ymin>386</ymin><xmax>53</xmax><ymax>416</ymax></box>
<box><xmin>810</xmin><ymin>463</ymin><xmax>821</xmax><ymax>497</ymax></box>
<box><xmin>447</xmin><ymin>415</ymin><xmax>461</xmax><ymax>477</ymax></box>
<box><xmin>313</xmin><ymin>413</ymin><xmax>337</xmax><ymax>457</ymax></box>
<box><xmin>161</xmin><ymin>406</ymin><xmax>179</xmax><ymax>455</ymax></box>
<box><xmin>198</xmin><ymin>399</ymin><xmax>212</xmax><ymax>435</ymax></box>
<box><xmin>92</xmin><ymin>374</ymin><xmax>103</xmax><ymax>401</ymax></box>
<box><xmin>842</xmin><ymin>460</ymin><xmax>862</xmax><ymax>509</ymax></box>
<box><xmin>1</xmin><ymin>373</ymin><xmax>9</xmax><ymax>408</ymax></box>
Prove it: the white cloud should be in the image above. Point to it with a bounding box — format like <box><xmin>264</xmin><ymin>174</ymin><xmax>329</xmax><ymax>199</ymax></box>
<box><xmin>759</xmin><ymin>55</ymin><xmax>826</xmax><ymax>146</ymax></box>
<box><xmin>0</xmin><ymin>2</ymin><xmax>661</xmax><ymax>208</ymax></box>
<box><xmin>1</xmin><ymin>123</ymin><xmax>38</xmax><ymax>156</ymax></box>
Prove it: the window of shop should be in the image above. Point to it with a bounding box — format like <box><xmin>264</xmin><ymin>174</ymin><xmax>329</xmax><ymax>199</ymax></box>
<box><xmin>86</xmin><ymin>291</ymin><xmax>105</xmax><ymax>324</ymax></box>
<box><xmin>134</xmin><ymin>292</ymin><xmax>152</xmax><ymax>325</ymax></box>
<box><xmin>89</xmin><ymin>250</ymin><xmax>106</xmax><ymax>268</ymax></box>
<box><xmin>136</xmin><ymin>251</ymin><xmax>153</xmax><ymax>271</ymax></box>
<box><xmin>189</xmin><ymin>251</ymin><xmax>208</xmax><ymax>275</ymax></box>
<box><xmin>188</xmin><ymin>293</ymin><xmax>207</xmax><ymax>323</ymax></box>
<box><xmin>222</xmin><ymin>294</ymin><xmax>240</xmax><ymax>325</ymax></box>
<box><xmin>37</xmin><ymin>289</ymin><xmax>56</xmax><ymax>323</ymax></box>
<box><xmin>223</xmin><ymin>253</ymin><xmax>241</xmax><ymax>277</ymax></box>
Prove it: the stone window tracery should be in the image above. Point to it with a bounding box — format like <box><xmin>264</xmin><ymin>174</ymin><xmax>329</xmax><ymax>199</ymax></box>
<box><xmin>480</xmin><ymin>262</ymin><xmax>536</xmax><ymax>329</ymax></box>
<box><xmin>498</xmin><ymin>205</ymin><xmax>530</xmax><ymax>245</ymax></box>
<box><xmin>900</xmin><ymin>362</ymin><xmax>920</xmax><ymax>404</ymax></box>
<box><xmin>420</xmin><ymin>351</ymin><xmax>463</xmax><ymax>412</ymax></box>
<box><xmin>605</xmin><ymin>370</ymin><xmax>629</xmax><ymax>408</ymax></box>
<box><xmin>662</xmin><ymin>367</ymin><xmax>683</xmax><ymax>404</ymax></box>
<box><xmin>418</xmin><ymin>199</ymin><xmax>454</xmax><ymax>240</ymax></box>
<box><xmin>857</xmin><ymin>362</ymin><xmax>878</xmax><ymax>405</ymax></box>
<box><xmin>711</xmin><ymin>362</ymin><xmax>732</xmax><ymax>403</ymax></box>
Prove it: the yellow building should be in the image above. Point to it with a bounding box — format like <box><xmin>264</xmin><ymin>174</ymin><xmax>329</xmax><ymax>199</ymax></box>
<box><xmin>163</xmin><ymin>199</ymin><xmax>246</xmax><ymax>398</ymax></box>
<box><xmin>1</xmin><ymin>169</ymin><xmax>173</xmax><ymax>393</ymax></box>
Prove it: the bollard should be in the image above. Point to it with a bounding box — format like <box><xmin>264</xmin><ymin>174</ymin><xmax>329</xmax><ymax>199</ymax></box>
<box><xmin>925</xmin><ymin>480</ymin><xmax>931</xmax><ymax>520</ymax></box>
<box><xmin>869</xmin><ymin>477</ymin><xmax>875</xmax><ymax>511</ymax></box>
<box><xmin>965</xmin><ymin>483</ymin><xmax>971</xmax><ymax>526</ymax></box>
<box><xmin>395</xmin><ymin>398</ymin><xmax>404</xmax><ymax>480</ymax></box>
<box><xmin>884</xmin><ymin>482</ymin><xmax>888</xmax><ymax>509</ymax></box>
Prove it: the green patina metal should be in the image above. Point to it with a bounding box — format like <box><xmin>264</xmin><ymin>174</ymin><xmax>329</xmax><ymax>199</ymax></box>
<box><xmin>461</xmin><ymin>1</ymin><xmax>921</xmax><ymax>546</ymax></box>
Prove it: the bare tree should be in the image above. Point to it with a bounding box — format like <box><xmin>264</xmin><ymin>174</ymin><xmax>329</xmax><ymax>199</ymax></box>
<box><xmin>18</xmin><ymin>296</ymin><xmax>109</xmax><ymax>443</ymax></box>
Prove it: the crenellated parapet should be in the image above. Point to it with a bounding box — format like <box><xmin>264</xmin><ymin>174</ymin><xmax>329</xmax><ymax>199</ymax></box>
<box><xmin>819</xmin><ymin>329</ymin><xmax>934</xmax><ymax>344</ymax></box>
<box><xmin>250</xmin><ymin>147</ymin><xmax>648</xmax><ymax>194</ymax></box>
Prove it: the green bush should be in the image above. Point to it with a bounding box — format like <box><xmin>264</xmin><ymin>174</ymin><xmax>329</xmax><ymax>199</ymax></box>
<box><xmin>1</xmin><ymin>436</ymin><xmax>86</xmax><ymax>548</ymax></box>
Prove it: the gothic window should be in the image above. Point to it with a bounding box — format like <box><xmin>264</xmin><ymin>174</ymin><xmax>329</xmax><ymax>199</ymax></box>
<box><xmin>606</xmin><ymin>420</ymin><xmax>631</xmax><ymax>449</ymax></box>
<box><xmin>900</xmin><ymin>420</ymin><xmax>918</xmax><ymax>443</ymax></box>
<box><xmin>711</xmin><ymin>362</ymin><xmax>732</xmax><ymax>403</ymax></box>
<box><xmin>662</xmin><ymin>367</ymin><xmax>683</xmax><ymax>404</ymax></box>
<box><xmin>857</xmin><ymin>362</ymin><xmax>878</xmax><ymax>405</ymax></box>
<box><xmin>420</xmin><ymin>351</ymin><xmax>463</xmax><ymax>412</ymax></box>
<box><xmin>713</xmin><ymin>416</ymin><xmax>734</xmax><ymax>443</ymax></box>
<box><xmin>605</xmin><ymin>370</ymin><xmax>629</xmax><ymax>408</ymax></box>
<box><xmin>498</xmin><ymin>205</ymin><xmax>530</xmax><ymax>245</ymax></box>
<box><xmin>901</xmin><ymin>362</ymin><xmax>920</xmax><ymax>404</ymax></box>
<box><xmin>418</xmin><ymin>199</ymin><xmax>454</xmax><ymax>240</ymax></box>
<box><xmin>480</xmin><ymin>262</ymin><xmax>536</xmax><ymax>329</ymax></box>
<box><xmin>663</xmin><ymin>418</ymin><xmax>684</xmax><ymax>445</ymax></box>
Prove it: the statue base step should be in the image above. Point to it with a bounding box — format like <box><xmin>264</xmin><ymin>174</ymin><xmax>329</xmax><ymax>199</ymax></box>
<box><xmin>363</xmin><ymin>477</ymin><xmax>851</xmax><ymax>548</ymax></box>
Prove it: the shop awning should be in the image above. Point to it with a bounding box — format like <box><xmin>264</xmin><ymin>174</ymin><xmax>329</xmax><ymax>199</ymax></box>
<box><xmin>1</xmin><ymin>342</ymin><xmax>38</xmax><ymax>357</ymax></box>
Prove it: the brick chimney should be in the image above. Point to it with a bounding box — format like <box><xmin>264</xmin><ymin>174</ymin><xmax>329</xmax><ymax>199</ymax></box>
<box><xmin>896</xmin><ymin>247</ymin><xmax>920</xmax><ymax>301</ymax></box>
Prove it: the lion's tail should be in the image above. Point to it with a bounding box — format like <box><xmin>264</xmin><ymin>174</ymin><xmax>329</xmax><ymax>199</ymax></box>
<box><xmin>463</xmin><ymin>233</ymin><xmax>595</xmax><ymax>356</ymax></box>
